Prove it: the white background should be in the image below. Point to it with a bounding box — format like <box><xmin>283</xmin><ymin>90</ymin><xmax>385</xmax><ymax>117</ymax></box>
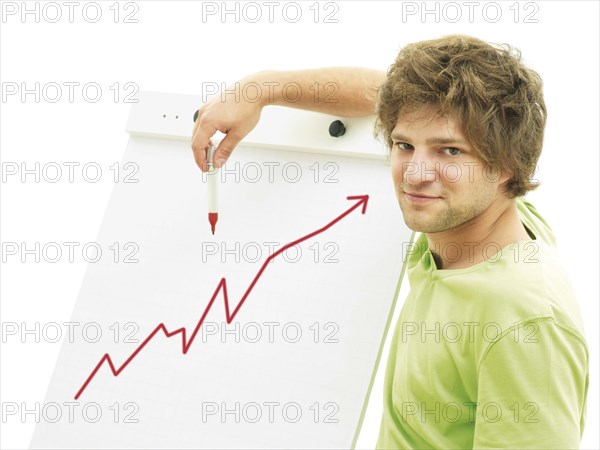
<box><xmin>1</xmin><ymin>1</ymin><xmax>598</xmax><ymax>448</ymax></box>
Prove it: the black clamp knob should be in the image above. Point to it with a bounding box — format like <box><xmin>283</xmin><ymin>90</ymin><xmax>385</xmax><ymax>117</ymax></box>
<box><xmin>329</xmin><ymin>120</ymin><xmax>346</xmax><ymax>137</ymax></box>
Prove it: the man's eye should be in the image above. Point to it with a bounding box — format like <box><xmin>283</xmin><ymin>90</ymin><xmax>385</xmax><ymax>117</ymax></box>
<box><xmin>395</xmin><ymin>142</ymin><xmax>413</xmax><ymax>151</ymax></box>
<box><xmin>443</xmin><ymin>147</ymin><xmax>462</xmax><ymax>156</ymax></box>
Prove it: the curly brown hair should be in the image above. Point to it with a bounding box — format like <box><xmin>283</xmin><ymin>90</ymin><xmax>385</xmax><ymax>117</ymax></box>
<box><xmin>374</xmin><ymin>34</ymin><xmax>546</xmax><ymax>198</ymax></box>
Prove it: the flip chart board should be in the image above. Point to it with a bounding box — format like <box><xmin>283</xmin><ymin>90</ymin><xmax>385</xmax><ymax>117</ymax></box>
<box><xmin>31</xmin><ymin>91</ymin><xmax>413</xmax><ymax>449</ymax></box>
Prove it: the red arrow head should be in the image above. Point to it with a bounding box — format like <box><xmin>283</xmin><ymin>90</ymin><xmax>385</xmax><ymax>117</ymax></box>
<box><xmin>346</xmin><ymin>195</ymin><xmax>369</xmax><ymax>214</ymax></box>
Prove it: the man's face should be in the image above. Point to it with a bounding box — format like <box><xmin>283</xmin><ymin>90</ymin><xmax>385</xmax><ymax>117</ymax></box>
<box><xmin>390</xmin><ymin>105</ymin><xmax>509</xmax><ymax>233</ymax></box>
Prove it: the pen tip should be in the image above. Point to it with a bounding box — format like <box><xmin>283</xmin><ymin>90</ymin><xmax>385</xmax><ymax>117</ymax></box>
<box><xmin>208</xmin><ymin>212</ymin><xmax>218</xmax><ymax>236</ymax></box>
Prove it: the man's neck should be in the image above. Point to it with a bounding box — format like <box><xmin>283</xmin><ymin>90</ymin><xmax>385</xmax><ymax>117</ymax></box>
<box><xmin>425</xmin><ymin>198</ymin><xmax>531</xmax><ymax>270</ymax></box>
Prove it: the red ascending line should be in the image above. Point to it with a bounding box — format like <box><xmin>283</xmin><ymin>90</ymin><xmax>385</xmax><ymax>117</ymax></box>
<box><xmin>74</xmin><ymin>195</ymin><xmax>369</xmax><ymax>400</ymax></box>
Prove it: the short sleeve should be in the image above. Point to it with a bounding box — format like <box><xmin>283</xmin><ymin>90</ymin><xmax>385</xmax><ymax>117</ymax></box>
<box><xmin>473</xmin><ymin>318</ymin><xmax>588</xmax><ymax>449</ymax></box>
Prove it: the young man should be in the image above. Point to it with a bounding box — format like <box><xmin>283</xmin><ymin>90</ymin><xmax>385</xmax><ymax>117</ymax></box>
<box><xmin>191</xmin><ymin>35</ymin><xmax>588</xmax><ymax>448</ymax></box>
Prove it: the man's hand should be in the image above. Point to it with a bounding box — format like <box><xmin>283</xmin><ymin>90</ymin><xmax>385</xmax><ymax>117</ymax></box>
<box><xmin>191</xmin><ymin>82</ymin><xmax>263</xmax><ymax>172</ymax></box>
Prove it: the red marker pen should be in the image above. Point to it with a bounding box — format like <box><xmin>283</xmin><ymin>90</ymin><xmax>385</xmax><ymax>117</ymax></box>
<box><xmin>207</xmin><ymin>144</ymin><xmax>218</xmax><ymax>235</ymax></box>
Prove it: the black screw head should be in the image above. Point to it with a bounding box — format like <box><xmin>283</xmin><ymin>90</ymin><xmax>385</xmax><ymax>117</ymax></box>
<box><xmin>329</xmin><ymin>120</ymin><xmax>346</xmax><ymax>138</ymax></box>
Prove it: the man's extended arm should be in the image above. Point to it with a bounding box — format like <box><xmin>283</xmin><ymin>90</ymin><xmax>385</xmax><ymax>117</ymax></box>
<box><xmin>191</xmin><ymin>67</ymin><xmax>386</xmax><ymax>171</ymax></box>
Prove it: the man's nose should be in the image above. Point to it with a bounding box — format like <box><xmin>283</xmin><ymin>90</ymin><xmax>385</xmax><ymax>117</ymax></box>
<box><xmin>402</xmin><ymin>150</ymin><xmax>438</xmax><ymax>185</ymax></box>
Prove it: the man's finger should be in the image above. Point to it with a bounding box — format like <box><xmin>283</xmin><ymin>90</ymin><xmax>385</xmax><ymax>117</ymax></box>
<box><xmin>191</xmin><ymin>121</ymin><xmax>217</xmax><ymax>172</ymax></box>
<box><xmin>213</xmin><ymin>132</ymin><xmax>241</xmax><ymax>168</ymax></box>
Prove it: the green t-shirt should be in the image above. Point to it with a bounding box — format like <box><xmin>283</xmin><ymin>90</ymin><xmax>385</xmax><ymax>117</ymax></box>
<box><xmin>376</xmin><ymin>197</ymin><xmax>589</xmax><ymax>449</ymax></box>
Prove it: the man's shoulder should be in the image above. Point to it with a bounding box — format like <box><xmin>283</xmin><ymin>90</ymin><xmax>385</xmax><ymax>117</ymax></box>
<box><xmin>473</xmin><ymin>237</ymin><xmax>585</xmax><ymax>344</ymax></box>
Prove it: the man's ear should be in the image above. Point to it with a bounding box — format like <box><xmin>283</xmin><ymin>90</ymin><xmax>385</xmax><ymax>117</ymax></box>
<box><xmin>483</xmin><ymin>164</ymin><xmax>512</xmax><ymax>186</ymax></box>
<box><xmin>498</xmin><ymin>170</ymin><xmax>512</xmax><ymax>185</ymax></box>
<box><xmin>497</xmin><ymin>169</ymin><xmax>514</xmax><ymax>197</ymax></box>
